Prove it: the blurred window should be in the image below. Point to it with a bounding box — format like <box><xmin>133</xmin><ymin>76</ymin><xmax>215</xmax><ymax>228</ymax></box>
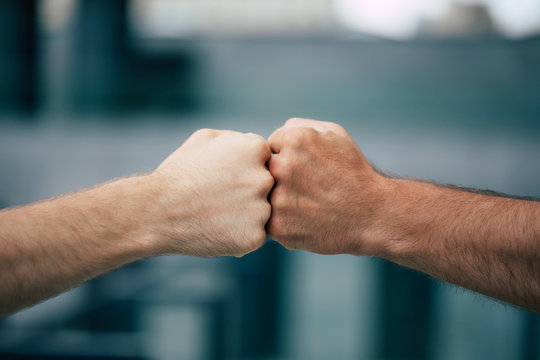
<box><xmin>129</xmin><ymin>0</ymin><xmax>336</xmax><ymax>38</ymax></box>
<box><xmin>128</xmin><ymin>0</ymin><xmax>540</xmax><ymax>40</ymax></box>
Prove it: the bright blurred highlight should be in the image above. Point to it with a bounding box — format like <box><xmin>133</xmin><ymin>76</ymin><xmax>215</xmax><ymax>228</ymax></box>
<box><xmin>128</xmin><ymin>0</ymin><xmax>540</xmax><ymax>39</ymax></box>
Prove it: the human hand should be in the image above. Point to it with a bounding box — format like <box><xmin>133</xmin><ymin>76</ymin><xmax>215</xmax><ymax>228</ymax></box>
<box><xmin>266</xmin><ymin>118</ymin><xmax>391</xmax><ymax>256</ymax></box>
<box><xmin>149</xmin><ymin>129</ymin><xmax>274</xmax><ymax>257</ymax></box>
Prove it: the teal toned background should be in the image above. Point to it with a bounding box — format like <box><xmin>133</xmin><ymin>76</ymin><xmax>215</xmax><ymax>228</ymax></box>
<box><xmin>0</xmin><ymin>1</ymin><xmax>539</xmax><ymax>359</ymax></box>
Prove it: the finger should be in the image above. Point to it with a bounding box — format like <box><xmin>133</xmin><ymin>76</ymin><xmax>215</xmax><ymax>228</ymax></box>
<box><xmin>268</xmin><ymin>181</ymin><xmax>289</xmax><ymax>210</ymax></box>
<box><xmin>268</xmin><ymin>154</ymin><xmax>290</xmax><ymax>183</ymax></box>
<box><xmin>268</xmin><ymin>127</ymin><xmax>287</xmax><ymax>154</ymax></box>
<box><xmin>269</xmin><ymin>125</ymin><xmax>321</xmax><ymax>154</ymax></box>
<box><xmin>265</xmin><ymin>213</ymin><xmax>279</xmax><ymax>241</ymax></box>
<box><xmin>284</xmin><ymin>118</ymin><xmax>333</xmax><ymax>131</ymax></box>
<box><xmin>244</xmin><ymin>132</ymin><xmax>272</xmax><ymax>163</ymax></box>
<box><xmin>284</xmin><ymin>118</ymin><xmax>350</xmax><ymax>139</ymax></box>
<box><xmin>269</xmin><ymin>118</ymin><xmax>317</xmax><ymax>153</ymax></box>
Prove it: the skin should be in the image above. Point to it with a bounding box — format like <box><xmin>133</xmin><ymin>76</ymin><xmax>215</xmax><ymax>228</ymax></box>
<box><xmin>0</xmin><ymin>129</ymin><xmax>273</xmax><ymax>317</ymax></box>
<box><xmin>267</xmin><ymin>118</ymin><xmax>540</xmax><ymax>313</ymax></box>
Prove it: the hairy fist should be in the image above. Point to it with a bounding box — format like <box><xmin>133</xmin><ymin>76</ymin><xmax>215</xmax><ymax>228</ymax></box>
<box><xmin>266</xmin><ymin>118</ymin><xmax>390</xmax><ymax>256</ymax></box>
<box><xmin>151</xmin><ymin>129</ymin><xmax>274</xmax><ymax>257</ymax></box>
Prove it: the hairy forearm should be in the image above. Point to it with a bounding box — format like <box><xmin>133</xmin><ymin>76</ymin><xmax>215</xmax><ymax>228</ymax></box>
<box><xmin>0</xmin><ymin>129</ymin><xmax>273</xmax><ymax>317</ymax></box>
<box><xmin>0</xmin><ymin>175</ymin><xmax>160</xmax><ymax>317</ymax></box>
<box><xmin>373</xmin><ymin>179</ymin><xmax>540</xmax><ymax>312</ymax></box>
<box><xmin>264</xmin><ymin>118</ymin><xmax>540</xmax><ymax>311</ymax></box>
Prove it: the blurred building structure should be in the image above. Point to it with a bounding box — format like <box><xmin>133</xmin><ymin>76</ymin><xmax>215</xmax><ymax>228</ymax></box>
<box><xmin>418</xmin><ymin>4</ymin><xmax>498</xmax><ymax>38</ymax></box>
<box><xmin>130</xmin><ymin>0</ymin><xmax>336</xmax><ymax>38</ymax></box>
<box><xmin>0</xmin><ymin>1</ymin><xmax>539</xmax><ymax>360</ymax></box>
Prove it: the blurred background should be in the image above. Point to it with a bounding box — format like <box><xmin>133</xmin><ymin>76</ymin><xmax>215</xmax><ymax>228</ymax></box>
<box><xmin>0</xmin><ymin>0</ymin><xmax>539</xmax><ymax>359</ymax></box>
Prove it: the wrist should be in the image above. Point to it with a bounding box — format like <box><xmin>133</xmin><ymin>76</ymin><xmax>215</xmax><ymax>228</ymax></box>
<box><xmin>351</xmin><ymin>177</ymin><xmax>423</xmax><ymax>258</ymax></box>
<box><xmin>347</xmin><ymin>175</ymin><xmax>395</xmax><ymax>257</ymax></box>
<box><xmin>137</xmin><ymin>170</ymin><xmax>198</xmax><ymax>255</ymax></box>
<box><xmin>103</xmin><ymin>173</ymin><xmax>168</xmax><ymax>258</ymax></box>
<box><xmin>367</xmin><ymin>178</ymin><xmax>441</xmax><ymax>260</ymax></box>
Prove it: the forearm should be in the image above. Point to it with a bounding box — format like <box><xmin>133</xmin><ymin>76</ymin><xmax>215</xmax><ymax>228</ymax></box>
<box><xmin>0</xmin><ymin>174</ymin><xmax>161</xmax><ymax>317</ymax></box>
<box><xmin>372</xmin><ymin>179</ymin><xmax>540</xmax><ymax>312</ymax></box>
<box><xmin>0</xmin><ymin>129</ymin><xmax>273</xmax><ymax>317</ymax></box>
<box><xmin>265</xmin><ymin>118</ymin><xmax>540</xmax><ymax>311</ymax></box>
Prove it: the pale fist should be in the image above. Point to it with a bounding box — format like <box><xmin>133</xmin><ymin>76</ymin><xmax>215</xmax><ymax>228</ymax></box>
<box><xmin>152</xmin><ymin>129</ymin><xmax>273</xmax><ymax>257</ymax></box>
<box><xmin>267</xmin><ymin>118</ymin><xmax>389</xmax><ymax>256</ymax></box>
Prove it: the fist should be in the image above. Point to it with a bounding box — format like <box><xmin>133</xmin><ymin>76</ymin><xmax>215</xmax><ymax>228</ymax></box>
<box><xmin>266</xmin><ymin>118</ymin><xmax>390</xmax><ymax>256</ymax></box>
<box><xmin>152</xmin><ymin>129</ymin><xmax>274</xmax><ymax>257</ymax></box>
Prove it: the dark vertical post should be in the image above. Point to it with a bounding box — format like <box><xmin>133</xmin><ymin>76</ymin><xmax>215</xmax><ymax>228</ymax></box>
<box><xmin>72</xmin><ymin>0</ymin><xmax>129</xmax><ymax>110</ymax></box>
<box><xmin>236</xmin><ymin>241</ymin><xmax>285</xmax><ymax>358</ymax></box>
<box><xmin>523</xmin><ymin>312</ymin><xmax>539</xmax><ymax>360</ymax></box>
<box><xmin>376</xmin><ymin>261</ymin><xmax>434</xmax><ymax>360</ymax></box>
<box><xmin>0</xmin><ymin>0</ymin><xmax>39</xmax><ymax>113</ymax></box>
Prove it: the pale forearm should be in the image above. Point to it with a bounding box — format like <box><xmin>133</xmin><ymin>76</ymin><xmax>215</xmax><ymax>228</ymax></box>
<box><xmin>376</xmin><ymin>179</ymin><xmax>540</xmax><ymax>312</ymax></box>
<box><xmin>0</xmin><ymin>175</ymin><xmax>160</xmax><ymax>316</ymax></box>
<box><xmin>0</xmin><ymin>129</ymin><xmax>273</xmax><ymax>317</ymax></box>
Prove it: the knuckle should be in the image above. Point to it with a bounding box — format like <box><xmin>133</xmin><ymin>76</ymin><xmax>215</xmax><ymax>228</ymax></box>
<box><xmin>221</xmin><ymin>130</ymin><xmax>243</xmax><ymax>139</ymax></box>
<box><xmin>270</xmin><ymin>186</ymin><xmax>288</xmax><ymax>210</ymax></box>
<box><xmin>280</xmin><ymin>158</ymin><xmax>294</xmax><ymax>181</ymax></box>
<box><xmin>269</xmin><ymin>156</ymin><xmax>293</xmax><ymax>182</ymax></box>
<box><xmin>255</xmin><ymin>199</ymin><xmax>272</xmax><ymax>223</ymax></box>
<box><xmin>244</xmin><ymin>133</ymin><xmax>270</xmax><ymax>159</ymax></box>
<box><xmin>303</xmin><ymin>127</ymin><xmax>318</xmax><ymax>141</ymax></box>
<box><xmin>260</xmin><ymin>172</ymin><xmax>275</xmax><ymax>192</ymax></box>
<box><xmin>266</xmin><ymin>213</ymin><xmax>288</xmax><ymax>238</ymax></box>
<box><xmin>321</xmin><ymin>121</ymin><xmax>349</xmax><ymax>138</ymax></box>
<box><xmin>195</xmin><ymin>128</ymin><xmax>211</xmax><ymax>136</ymax></box>
<box><xmin>281</xmin><ymin>127</ymin><xmax>305</xmax><ymax>148</ymax></box>
<box><xmin>255</xmin><ymin>141</ymin><xmax>271</xmax><ymax>159</ymax></box>
<box><xmin>330</xmin><ymin>122</ymin><xmax>346</xmax><ymax>133</ymax></box>
<box><xmin>285</xmin><ymin>117</ymin><xmax>305</xmax><ymax>126</ymax></box>
<box><xmin>247</xmin><ymin>229</ymin><xmax>267</xmax><ymax>251</ymax></box>
<box><xmin>245</xmin><ymin>132</ymin><xmax>265</xmax><ymax>143</ymax></box>
<box><xmin>282</xmin><ymin>127</ymin><xmax>317</xmax><ymax>149</ymax></box>
<box><xmin>262</xmin><ymin>201</ymin><xmax>272</xmax><ymax>221</ymax></box>
<box><xmin>256</xmin><ymin>228</ymin><xmax>268</xmax><ymax>244</ymax></box>
<box><xmin>266</xmin><ymin>216</ymin><xmax>279</xmax><ymax>237</ymax></box>
<box><xmin>268</xmin><ymin>156</ymin><xmax>280</xmax><ymax>176</ymax></box>
<box><xmin>194</xmin><ymin>128</ymin><xmax>219</xmax><ymax>139</ymax></box>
